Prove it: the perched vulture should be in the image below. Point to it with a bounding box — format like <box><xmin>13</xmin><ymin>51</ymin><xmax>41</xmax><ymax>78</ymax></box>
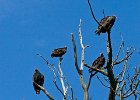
<box><xmin>89</xmin><ymin>53</ymin><xmax>105</xmax><ymax>73</ymax></box>
<box><xmin>95</xmin><ymin>16</ymin><xmax>116</xmax><ymax>35</ymax></box>
<box><xmin>51</xmin><ymin>46</ymin><xmax>67</xmax><ymax>58</ymax></box>
<box><xmin>33</xmin><ymin>69</ymin><xmax>44</xmax><ymax>94</ymax></box>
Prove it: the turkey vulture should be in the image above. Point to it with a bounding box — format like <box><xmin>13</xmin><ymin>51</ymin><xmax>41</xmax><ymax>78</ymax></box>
<box><xmin>89</xmin><ymin>53</ymin><xmax>105</xmax><ymax>73</ymax></box>
<box><xmin>95</xmin><ymin>16</ymin><xmax>116</xmax><ymax>35</ymax></box>
<box><xmin>51</xmin><ymin>46</ymin><xmax>67</xmax><ymax>58</ymax></box>
<box><xmin>33</xmin><ymin>69</ymin><xmax>44</xmax><ymax>94</ymax></box>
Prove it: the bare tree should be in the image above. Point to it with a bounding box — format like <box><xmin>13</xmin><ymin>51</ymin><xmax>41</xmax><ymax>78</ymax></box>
<box><xmin>71</xmin><ymin>0</ymin><xmax>140</xmax><ymax>100</ymax></box>
<box><xmin>32</xmin><ymin>0</ymin><xmax>140</xmax><ymax>100</ymax></box>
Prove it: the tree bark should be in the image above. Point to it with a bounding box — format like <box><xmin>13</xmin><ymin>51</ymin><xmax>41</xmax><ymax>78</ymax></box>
<box><xmin>106</xmin><ymin>31</ymin><xmax>117</xmax><ymax>100</ymax></box>
<box><xmin>84</xmin><ymin>88</ymin><xmax>89</xmax><ymax>100</ymax></box>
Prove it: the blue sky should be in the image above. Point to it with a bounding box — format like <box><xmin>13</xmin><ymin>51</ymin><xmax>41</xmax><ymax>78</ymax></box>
<box><xmin>0</xmin><ymin>0</ymin><xmax>139</xmax><ymax>100</ymax></box>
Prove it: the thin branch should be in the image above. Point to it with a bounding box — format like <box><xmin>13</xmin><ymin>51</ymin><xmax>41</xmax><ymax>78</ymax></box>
<box><xmin>119</xmin><ymin>81</ymin><xmax>126</xmax><ymax>100</ymax></box>
<box><xmin>87</xmin><ymin>0</ymin><xmax>100</xmax><ymax>25</ymax></box>
<box><xmin>36</xmin><ymin>54</ymin><xmax>54</xmax><ymax>67</ymax></box>
<box><xmin>33</xmin><ymin>81</ymin><xmax>54</xmax><ymax>100</ymax></box>
<box><xmin>113</xmin><ymin>33</ymin><xmax>124</xmax><ymax>63</ymax></box>
<box><xmin>116</xmin><ymin>61</ymin><xmax>127</xmax><ymax>82</ymax></box>
<box><xmin>67</xmin><ymin>82</ymin><xmax>74</xmax><ymax>100</ymax></box>
<box><xmin>53</xmin><ymin>79</ymin><xmax>64</xmax><ymax>97</ymax></box>
<box><xmin>123</xmin><ymin>80</ymin><xmax>140</xmax><ymax>98</ymax></box>
<box><xmin>37</xmin><ymin>54</ymin><xmax>58</xmax><ymax>78</ymax></box>
<box><xmin>97</xmin><ymin>76</ymin><xmax>110</xmax><ymax>88</ymax></box>
<box><xmin>116</xmin><ymin>61</ymin><xmax>127</xmax><ymax>95</ymax></box>
<box><xmin>87</xmin><ymin>74</ymin><xmax>93</xmax><ymax>90</ymax></box>
<box><xmin>113</xmin><ymin>51</ymin><xmax>133</xmax><ymax>65</ymax></box>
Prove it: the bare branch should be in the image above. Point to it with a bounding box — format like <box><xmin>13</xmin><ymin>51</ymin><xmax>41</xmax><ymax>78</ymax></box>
<box><xmin>113</xmin><ymin>51</ymin><xmax>133</xmax><ymax>65</ymax></box>
<box><xmin>115</xmin><ymin>64</ymin><xmax>140</xmax><ymax>100</ymax></box>
<box><xmin>78</xmin><ymin>19</ymin><xmax>86</xmax><ymax>71</ymax></box>
<box><xmin>87</xmin><ymin>0</ymin><xmax>100</xmax><ymax>25</ymax></box>
<box><xmin>78</xmin><ymin>19</ymin><xmax>84</xmax><ymax>49</ymax></box>
<box><xmin>87</xmin><ymin>74</ymin><xmax>93</xmax><ymax>90</ymax></box>
<box><xmin>116</xmin><ymin>61</ymin><xmax>127</xmax><ymax>96</ymax></box>
<box><xmin>71</xmin><ymin>33</ymin><xmax>87</xmax><ymax>91</ymax></box>
<box><xmin>36</xmin><ymin>54</ymin><xmax>54</xmax><ymax>68</ymax></box>
<box><xmin>96</xmin><ymin>75</ymin><xmax>110</xmax><ymax>88</ymax></box>
<box><xmin>84</xmin><ymin>63</ymin><xmax>108</xmax><ymax>76</ymax></box>
<box><xmin>58</xmin><ymin>58</ymin><xmax>68</xmax><ymax>100</ymax></box>
<box><xmin>37</xmin><ymin>54</ymin><xmax>58</xmax><ymax>77</ymax></box>
<box><xmin>67</xmin><ymin>82</ymin><xmax>74</xmax><ymax>100</ymax></box>
<box><xmin>87</xmin><ymin>0</ymin><xmax>109</xmax><ymax>32</ymax></box>
<box><xmin>119</xmin><ymin>81</ymin><xmax>126</xmax><ymax>100</ymax></box>
<box><xmin>33</xmin><ymin>81</ymin><xmax>54</xmax><ymax>100</ymax></box>
<box><xmin>116</xmin><ymin>61</ymin><xmax>127</xmax><ymax>82</ymax></box>
<box><xmin>113</xmin><ymin>33</ymin><xmax>124</xmax><ymax>63</ymax></box>
<box><xmin>71</xmin><ymin>20</ymin><xmax>89</xmax><ymax>99</ymax></box>
<box><xmin>71</xmin><ymin>33</ymin><xmax>82</xmax><ymax>75</ymax></box>
<box><xmin>53</xmin><ymin>79</ymin><xmax>64</xmax><ymax>97</ymax></box>
<box><xmin>123</xmin><ymin>80</ymin><xmax>140</xmax><ymax>98</ymax></box>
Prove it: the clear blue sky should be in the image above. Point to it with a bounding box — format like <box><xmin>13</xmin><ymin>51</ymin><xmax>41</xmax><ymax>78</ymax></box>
<box><xmin>0</xmin><ymin>0</ymin><xmax>139</xmax><ymax>100</ymax></box>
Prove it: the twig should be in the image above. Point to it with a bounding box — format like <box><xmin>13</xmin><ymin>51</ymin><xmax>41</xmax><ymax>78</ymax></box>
<box><xmin>116</xmin><ymin>61</ymin><xmax>127</xmax><ymax>82</ymax></box>
<box><xmin>53</xmin><ymin>79</ymin><xmax>64</xmax><ymax>97</ymax></box>
<box><xmin>36</xmin><ymin>54</ymin><xmax>54</xmax><ymax>67</ymax></box>
<box><xmin>113</xmin><ymin>51</ymin><xmax>133</xmax><ymax>65</ymax></box>
<box><xmin>113</xmin><ymin>33</ymin><xmax>124</xmax><ymax>64</ymax></box>
<box><xmin>116</xmin><ymin>61</ymin><xmax>127</xmax><ymax>95</ymax></box>
<box><xmin>67</xmin><ymin>82</ymin><xmax>74</xmax><ymax>100</ymax></box>
<box><xmin>37</xmin><ymin>54</ymin><xmax>61</xmax><ymax>81</ymax></box>
<box><xmin>87</xmin><ymin>74</ymin><xmax>93</xmax><ymax>90</ymax></box>
<box><xmin>119</xmin><ymin>81</ymin><xmax>126</xmax><ymax>100</ymax></box>
<box><xmin>96</xmin><ymin>75</ymin><xmax>110</xmax><ymax>88</ymax></box>
<box><xmin>87</xmin><ymin>0</ymin><xmax>100</xmax><ymax>25</ymax></box>
<box><xmin>102</xmin><ymin>9</ymin><xmax>106</xmax><ymax>17</ymax></box>
<box><xmin>123</xmin><ymin>80</ymin><xmax>140</xmax><ymax>98</ymax></box>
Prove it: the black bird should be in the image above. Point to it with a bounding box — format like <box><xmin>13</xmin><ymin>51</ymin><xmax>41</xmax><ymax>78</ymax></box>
<box><xmin>51</xmin><ymin>46</ymin><xmax>67</xmax><ymax>58</ymax></box>
<box><xmin>95</xmin><ymin>16</ymin><xmax>116</xmax><ymax>35</ymax></box>
<box><xmin>33</xmin><ymin>69</ymin><xmax>44</xmax><ymax>94</ymax></box>
<box><xmin>89</xmin><ymin>53</ymin><xmax>105</xmax><ymax>73</ymax></box>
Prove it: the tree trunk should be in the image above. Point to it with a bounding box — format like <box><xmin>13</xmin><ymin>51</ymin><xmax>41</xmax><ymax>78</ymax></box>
<box><xmin>107</xmin><ymin>31</ymin><xmax>117</xmax><ymax>100</ymax></box>
<box><xmin>84</xmin><ymin>88</ymin><xmax>88</xmax><ymax>100</ymax></box>
<box><xmin>108</xmin><ymin>85</ymin><xmax>116</xmax><ymax>100</ymax></box>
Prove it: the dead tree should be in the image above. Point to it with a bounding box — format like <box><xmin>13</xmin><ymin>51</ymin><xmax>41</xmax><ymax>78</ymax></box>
<box><xmin>32</xmin><ymin>0</ymin><xmax>139</xmax><ymax>100</ymax></box>
<box><xmin>70</xmin><ymin>0</ymin><xmax>140</xmax><ymax>100</ymax></box>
